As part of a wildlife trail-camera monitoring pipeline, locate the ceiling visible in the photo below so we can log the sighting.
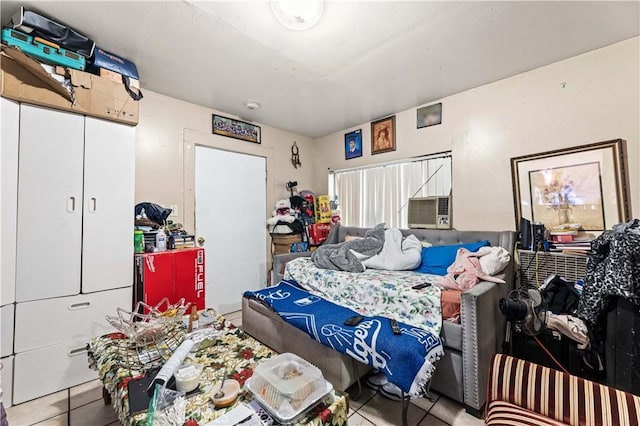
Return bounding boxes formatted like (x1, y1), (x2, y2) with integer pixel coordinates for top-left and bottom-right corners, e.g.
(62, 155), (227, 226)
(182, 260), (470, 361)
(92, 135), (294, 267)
(1, 1), (638, 138)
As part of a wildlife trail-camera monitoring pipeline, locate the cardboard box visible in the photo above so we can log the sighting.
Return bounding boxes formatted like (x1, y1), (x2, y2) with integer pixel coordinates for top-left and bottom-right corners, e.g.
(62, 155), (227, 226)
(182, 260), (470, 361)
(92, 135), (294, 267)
(99, 67), (140, 89)
(271, 233), (302, 255)
(1, 46), (138, 125)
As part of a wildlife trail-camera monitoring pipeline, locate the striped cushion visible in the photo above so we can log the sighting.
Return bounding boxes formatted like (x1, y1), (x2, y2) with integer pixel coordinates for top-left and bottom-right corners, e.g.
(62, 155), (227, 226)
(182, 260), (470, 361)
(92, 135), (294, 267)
(486, 400), (568, 426)
(486, 354), (640, 426)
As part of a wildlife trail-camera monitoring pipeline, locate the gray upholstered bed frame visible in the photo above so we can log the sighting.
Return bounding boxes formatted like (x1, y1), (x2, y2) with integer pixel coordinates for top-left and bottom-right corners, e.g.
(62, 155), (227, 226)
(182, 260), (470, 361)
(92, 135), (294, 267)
(242, 225), (516, 415)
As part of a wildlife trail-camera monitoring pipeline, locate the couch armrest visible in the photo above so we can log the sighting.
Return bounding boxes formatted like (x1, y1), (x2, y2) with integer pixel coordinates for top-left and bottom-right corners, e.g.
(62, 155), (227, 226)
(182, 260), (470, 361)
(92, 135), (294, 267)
(460, 280), (507, 411)
(272, 252), (312, 284)
(486, 354), (640, 425)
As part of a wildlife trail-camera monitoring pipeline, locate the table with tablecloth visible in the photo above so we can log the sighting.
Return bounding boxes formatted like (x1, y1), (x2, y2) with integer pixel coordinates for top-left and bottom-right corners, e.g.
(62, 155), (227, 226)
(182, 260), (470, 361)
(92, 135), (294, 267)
(88, 309), (348, 426)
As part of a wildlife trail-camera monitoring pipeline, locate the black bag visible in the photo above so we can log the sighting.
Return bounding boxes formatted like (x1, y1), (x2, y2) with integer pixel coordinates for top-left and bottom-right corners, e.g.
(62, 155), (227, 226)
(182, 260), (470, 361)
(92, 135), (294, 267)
(135, 202), (172, 226)
(11, 7), (95, 58)
(541, 275), (580, 314)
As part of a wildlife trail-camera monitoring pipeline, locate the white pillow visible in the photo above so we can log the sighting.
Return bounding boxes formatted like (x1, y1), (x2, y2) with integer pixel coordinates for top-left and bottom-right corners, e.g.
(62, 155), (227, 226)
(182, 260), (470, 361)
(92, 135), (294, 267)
(478, 246), (510, 276)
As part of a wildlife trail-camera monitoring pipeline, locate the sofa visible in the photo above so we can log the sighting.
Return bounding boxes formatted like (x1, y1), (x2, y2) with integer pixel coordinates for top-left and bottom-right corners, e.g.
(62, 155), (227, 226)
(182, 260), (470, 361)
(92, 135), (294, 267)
(486, 353), (640, 425)
(242, 225), (516, 415)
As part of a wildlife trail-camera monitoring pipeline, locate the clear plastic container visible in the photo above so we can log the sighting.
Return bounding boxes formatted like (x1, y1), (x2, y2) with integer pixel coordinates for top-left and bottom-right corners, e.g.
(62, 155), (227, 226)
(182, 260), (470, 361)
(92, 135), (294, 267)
(245, 353), (331, 423)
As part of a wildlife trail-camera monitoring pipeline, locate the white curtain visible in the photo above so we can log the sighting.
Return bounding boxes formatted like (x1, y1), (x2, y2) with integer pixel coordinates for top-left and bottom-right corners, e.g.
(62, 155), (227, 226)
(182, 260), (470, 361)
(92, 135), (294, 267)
(333, 155), (452, 228)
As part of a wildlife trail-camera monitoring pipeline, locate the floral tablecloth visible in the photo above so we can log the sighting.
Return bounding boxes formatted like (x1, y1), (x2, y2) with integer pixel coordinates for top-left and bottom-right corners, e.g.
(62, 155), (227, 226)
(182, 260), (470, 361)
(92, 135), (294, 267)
(88, 309), (348, 426)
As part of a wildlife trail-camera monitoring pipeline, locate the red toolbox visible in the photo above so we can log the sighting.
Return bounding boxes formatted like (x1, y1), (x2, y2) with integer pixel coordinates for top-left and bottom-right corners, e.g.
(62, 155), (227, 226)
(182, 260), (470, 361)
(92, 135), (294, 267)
(134, 248), (205, 312)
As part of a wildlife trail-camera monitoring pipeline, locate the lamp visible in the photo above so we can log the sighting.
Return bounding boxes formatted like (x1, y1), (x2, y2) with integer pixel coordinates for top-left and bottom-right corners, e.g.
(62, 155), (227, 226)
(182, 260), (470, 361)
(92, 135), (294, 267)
(271, 0), (324, 30)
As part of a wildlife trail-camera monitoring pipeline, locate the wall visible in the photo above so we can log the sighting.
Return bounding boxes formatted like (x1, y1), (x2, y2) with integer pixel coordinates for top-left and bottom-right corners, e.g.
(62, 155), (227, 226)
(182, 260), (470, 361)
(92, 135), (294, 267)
(135, 90), (316, 233)
(312, 37), (640, 231)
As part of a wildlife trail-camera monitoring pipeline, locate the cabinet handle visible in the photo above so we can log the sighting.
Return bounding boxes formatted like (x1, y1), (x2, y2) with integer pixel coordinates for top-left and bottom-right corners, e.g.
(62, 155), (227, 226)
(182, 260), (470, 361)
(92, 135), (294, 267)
(69, 301), (91, 310)
(89, 197), (97, 213)
(67, 196), (76, 213)
(68, 346), (88, 357)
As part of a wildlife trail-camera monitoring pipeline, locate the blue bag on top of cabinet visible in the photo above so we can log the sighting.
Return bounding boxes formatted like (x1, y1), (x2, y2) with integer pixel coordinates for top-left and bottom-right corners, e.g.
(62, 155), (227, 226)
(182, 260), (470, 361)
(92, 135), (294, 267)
(10, 7), (95, 58)
(90, 47), (139, 80)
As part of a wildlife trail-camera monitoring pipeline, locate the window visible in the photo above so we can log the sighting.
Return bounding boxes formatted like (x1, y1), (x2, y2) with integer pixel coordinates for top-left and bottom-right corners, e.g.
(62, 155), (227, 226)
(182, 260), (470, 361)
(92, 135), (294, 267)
(330, 153), (452, 228)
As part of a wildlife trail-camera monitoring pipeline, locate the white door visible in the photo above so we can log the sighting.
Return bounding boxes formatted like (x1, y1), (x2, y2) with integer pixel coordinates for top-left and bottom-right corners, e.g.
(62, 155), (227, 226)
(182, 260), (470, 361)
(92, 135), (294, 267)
(195, 147), (267, 314)
(16, 105), (84, 302)
(1, 98), (19, 305)
(82, 117), (135, 293)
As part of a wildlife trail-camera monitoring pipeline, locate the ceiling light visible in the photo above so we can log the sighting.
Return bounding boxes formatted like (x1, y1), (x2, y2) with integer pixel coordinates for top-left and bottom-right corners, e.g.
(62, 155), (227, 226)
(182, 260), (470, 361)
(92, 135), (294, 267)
(271, 0), (324, 31)
(245, 101), (261, 110)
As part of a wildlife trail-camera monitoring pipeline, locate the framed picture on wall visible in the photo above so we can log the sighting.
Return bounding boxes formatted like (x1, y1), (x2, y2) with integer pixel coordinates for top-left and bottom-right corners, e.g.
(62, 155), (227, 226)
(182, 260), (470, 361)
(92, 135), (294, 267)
(510, 139), (631, 231)
(417, 103), (442, 128)
(344, 129), (363, 160)
(212, 114), (261, 144)
(371, 116), (396, 155)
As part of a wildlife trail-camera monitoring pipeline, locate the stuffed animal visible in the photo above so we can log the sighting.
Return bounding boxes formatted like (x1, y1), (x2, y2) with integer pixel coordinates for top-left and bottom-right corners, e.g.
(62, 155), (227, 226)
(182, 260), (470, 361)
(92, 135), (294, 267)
(267, 199), (296, 226)
(331, 209), (341, 224)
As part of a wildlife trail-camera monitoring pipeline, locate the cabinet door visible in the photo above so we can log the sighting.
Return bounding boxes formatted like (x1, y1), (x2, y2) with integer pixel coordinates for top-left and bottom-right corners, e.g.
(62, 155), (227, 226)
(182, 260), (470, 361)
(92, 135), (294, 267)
(1, 98), (19, 305)
(1, 304), (14, 357)
(16, 105), (84, 302)
(14, 287), (131, 352)
(13, 340), (97, 404)
(1, 356), (13, 407)
(82, 117), (135, 293)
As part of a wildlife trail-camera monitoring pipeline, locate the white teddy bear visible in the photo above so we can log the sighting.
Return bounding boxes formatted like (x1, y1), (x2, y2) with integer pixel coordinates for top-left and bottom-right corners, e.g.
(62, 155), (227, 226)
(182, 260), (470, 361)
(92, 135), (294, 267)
(267, 199), (296, 233)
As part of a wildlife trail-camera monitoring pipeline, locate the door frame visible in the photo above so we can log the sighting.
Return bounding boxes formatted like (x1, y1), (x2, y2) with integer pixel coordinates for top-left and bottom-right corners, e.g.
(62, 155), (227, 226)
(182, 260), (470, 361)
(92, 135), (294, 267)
(183, 129), (273, 286)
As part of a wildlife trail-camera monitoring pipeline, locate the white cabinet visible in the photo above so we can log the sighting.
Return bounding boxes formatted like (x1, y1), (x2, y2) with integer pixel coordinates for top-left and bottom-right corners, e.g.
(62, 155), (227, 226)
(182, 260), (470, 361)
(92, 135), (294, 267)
(1, 304), (14, 357)
(3, 102), (136, 405)
(15, 105), (134, 301)
(82, 118), (135, 293)
(14, 287), (130, 353)
(1, 356), (13, 408)
(14, 339), (97, 404)
(16, 105), (85, 302)
(1, 98), (19, 305)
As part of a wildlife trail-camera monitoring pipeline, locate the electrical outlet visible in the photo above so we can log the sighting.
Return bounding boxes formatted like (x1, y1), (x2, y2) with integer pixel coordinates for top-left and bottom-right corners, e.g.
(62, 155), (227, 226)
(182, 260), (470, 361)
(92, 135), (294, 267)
(169, 205), (178, 217)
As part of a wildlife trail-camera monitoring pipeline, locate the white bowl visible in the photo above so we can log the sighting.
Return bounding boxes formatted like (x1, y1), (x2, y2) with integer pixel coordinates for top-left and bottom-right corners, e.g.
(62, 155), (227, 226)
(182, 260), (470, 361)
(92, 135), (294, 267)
(174, 362), (204, 393)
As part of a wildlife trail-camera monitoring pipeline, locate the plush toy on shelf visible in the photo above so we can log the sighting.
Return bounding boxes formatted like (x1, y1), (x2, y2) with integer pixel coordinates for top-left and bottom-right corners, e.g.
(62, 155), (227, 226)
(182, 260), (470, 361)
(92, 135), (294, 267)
(267, 199), (297, 234)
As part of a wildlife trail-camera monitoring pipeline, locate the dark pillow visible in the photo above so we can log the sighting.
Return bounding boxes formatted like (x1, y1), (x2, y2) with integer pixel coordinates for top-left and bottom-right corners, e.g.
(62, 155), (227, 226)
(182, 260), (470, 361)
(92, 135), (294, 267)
(415, 240), (490, 275)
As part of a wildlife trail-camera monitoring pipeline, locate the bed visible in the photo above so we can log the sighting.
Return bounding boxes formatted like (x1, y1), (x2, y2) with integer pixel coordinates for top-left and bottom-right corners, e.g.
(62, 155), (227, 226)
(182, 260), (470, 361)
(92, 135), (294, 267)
(285, 257), (443, 331)
(242, 225), (516, 415)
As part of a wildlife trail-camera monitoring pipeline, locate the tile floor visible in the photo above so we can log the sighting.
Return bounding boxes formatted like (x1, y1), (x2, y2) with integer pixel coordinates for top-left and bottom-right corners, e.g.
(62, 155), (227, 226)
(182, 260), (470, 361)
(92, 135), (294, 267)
(5, 311), (484, 426)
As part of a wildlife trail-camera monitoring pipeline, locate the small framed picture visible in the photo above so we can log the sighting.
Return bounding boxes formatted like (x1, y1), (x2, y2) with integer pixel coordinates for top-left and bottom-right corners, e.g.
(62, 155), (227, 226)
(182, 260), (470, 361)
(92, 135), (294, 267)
(371, 116), (396, 155)
(212, 114), (261, 144)
(417, 103), (442, 128)
(344, 129), (363, 160)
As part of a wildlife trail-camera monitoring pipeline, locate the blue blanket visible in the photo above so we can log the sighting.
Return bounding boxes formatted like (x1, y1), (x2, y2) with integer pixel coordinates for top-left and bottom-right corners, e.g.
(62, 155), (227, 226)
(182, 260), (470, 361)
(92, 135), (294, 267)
(244, 281), (444, 396)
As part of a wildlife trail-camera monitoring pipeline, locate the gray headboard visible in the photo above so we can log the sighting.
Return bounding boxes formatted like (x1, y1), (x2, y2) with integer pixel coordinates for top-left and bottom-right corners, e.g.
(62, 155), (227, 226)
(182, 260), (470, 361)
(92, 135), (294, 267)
(331, 225), (516, 253)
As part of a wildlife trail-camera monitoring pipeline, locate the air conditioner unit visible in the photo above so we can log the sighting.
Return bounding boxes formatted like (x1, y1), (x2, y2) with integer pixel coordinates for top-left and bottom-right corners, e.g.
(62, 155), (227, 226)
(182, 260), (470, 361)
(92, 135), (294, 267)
(407, 196), (452, 229)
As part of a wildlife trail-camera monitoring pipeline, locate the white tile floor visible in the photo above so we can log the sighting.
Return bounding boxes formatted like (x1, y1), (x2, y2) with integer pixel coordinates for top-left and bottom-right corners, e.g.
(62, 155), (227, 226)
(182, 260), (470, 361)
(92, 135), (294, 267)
(5, 311), (484, 426)
(345, 382), (484, 426)
(5, 380), (118, 426)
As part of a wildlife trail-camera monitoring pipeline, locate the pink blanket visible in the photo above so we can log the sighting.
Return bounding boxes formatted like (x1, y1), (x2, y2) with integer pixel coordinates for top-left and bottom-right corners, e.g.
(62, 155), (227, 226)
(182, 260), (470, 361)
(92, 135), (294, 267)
(438, 248), (506, 291)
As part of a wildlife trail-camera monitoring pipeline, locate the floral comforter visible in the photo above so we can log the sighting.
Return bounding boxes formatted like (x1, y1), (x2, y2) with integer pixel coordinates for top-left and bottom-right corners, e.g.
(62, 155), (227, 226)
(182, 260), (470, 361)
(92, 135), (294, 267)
(284, 257), (442, 335)
(87, 309), (347, 426)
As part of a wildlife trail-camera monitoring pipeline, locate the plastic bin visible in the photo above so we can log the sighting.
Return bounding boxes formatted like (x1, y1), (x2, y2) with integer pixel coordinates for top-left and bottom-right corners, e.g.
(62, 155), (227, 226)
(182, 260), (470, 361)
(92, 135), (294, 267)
(245, 353), (332, 423)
